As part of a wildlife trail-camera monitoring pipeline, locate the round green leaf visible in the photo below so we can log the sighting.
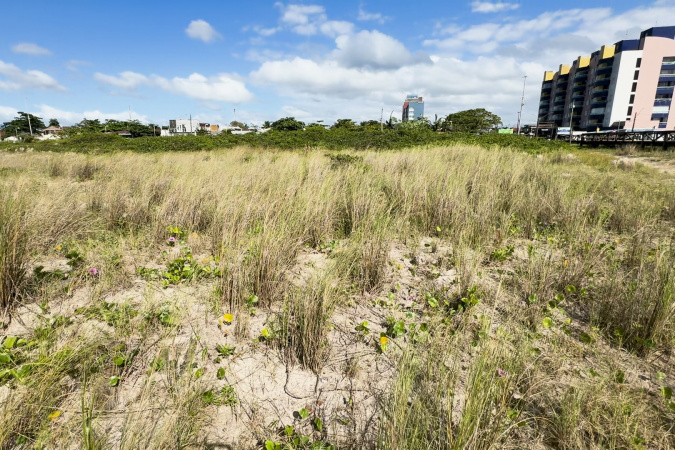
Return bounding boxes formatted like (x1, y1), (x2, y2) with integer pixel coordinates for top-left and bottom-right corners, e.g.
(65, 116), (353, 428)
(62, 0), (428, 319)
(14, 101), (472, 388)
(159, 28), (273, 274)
(109, 376), (120, 387)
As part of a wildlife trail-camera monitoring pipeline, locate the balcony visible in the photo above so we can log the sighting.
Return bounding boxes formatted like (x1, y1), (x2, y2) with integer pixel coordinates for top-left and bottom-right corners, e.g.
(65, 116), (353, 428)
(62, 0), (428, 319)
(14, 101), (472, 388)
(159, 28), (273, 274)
(553, 106), (564, 113)
(654, 99), (672, 107)
(574, 70), (588, 79)
(656, 87), (674, 95)
(659, 74), (675, 83)
(596, 66), (613, 76)
(572, 93), (585, 101)
(594, 78), (611, 87)
(554, 98), (566, 106)
(542, 82), (553, 90)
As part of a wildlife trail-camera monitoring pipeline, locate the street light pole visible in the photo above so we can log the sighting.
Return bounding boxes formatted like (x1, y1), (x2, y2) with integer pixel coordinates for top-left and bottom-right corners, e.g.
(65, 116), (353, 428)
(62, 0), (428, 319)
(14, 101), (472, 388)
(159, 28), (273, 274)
(517, 75), (527, 135)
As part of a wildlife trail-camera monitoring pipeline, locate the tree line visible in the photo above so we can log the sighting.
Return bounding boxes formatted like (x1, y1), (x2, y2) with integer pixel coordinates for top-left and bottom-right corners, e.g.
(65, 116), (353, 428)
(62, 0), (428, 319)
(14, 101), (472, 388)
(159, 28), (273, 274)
(1, 108), (503, 140)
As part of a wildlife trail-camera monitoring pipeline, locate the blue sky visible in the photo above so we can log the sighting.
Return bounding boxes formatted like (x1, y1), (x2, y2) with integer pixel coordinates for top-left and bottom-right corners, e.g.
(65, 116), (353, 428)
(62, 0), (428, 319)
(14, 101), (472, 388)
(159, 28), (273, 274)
(1, 0), (674, 128)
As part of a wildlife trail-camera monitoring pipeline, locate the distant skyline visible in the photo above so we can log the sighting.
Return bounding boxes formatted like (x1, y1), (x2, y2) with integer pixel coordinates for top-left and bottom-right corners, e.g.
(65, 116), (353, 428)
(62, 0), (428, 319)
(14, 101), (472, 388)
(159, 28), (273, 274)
(1, 0), (674, 127)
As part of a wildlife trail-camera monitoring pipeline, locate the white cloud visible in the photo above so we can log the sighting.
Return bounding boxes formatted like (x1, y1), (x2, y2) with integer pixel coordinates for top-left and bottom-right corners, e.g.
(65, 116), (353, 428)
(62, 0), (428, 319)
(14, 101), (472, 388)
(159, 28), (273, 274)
(185, 20), (222, 43)
(0, 60), (66, 92)
(332, 30), (430, 69)
(470, 2), (519, 13)
(270, 3), (353, 37)
(94, 71), (254, 103)
(357, 7), (388, 23)
(281, 105), (312, 120)
(320, 21), (355, 38)
(33, 104), (149, 125)
(252, 26), (280, 37)
(94, 71), (148, 90)
(249, 0), (675, 126)
(278, 3), (326, 25)
(65, 60), (90, 71)
(0, 105), (17, 122)
(11, 42), (52, 56)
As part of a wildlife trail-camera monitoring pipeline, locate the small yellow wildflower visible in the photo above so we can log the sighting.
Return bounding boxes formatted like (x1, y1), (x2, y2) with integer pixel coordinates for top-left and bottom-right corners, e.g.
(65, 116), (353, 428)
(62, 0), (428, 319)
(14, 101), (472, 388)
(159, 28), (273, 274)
(49, 410), (62, 421)
(222, 313), (233, 324)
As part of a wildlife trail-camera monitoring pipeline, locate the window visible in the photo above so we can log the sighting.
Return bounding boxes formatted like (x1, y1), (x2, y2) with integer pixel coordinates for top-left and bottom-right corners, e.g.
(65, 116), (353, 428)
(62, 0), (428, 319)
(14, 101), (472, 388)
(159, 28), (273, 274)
(629, 94), (635, 104)
(627, 106), (633, 116)
(663, 56), (675, 65)
(632, 82), (638, 92)
(634, 70), (640, 80)
(636, 58), (642, 68)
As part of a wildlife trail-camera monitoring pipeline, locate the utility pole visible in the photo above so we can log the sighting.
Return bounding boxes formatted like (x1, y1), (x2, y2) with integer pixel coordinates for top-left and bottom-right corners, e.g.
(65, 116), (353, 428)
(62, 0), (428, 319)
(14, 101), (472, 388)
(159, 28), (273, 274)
(26, 112), (33, 136)
(380, 108), (383, 132)
(24, 99), (33, 136)
(517, 75), (527, 135)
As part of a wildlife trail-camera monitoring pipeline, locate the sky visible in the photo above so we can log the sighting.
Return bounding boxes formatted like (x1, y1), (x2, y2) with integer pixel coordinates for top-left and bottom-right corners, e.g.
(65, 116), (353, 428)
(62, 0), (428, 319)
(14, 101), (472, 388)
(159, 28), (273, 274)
(2, 0), (675, 128)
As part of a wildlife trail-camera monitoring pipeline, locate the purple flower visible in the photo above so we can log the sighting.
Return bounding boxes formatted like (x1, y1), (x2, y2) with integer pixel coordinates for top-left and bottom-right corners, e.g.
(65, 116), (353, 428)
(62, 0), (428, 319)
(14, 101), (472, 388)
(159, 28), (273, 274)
(168, 237), (176, 245)
(497, 368), (506, 377)
(88, 268), (99, 276)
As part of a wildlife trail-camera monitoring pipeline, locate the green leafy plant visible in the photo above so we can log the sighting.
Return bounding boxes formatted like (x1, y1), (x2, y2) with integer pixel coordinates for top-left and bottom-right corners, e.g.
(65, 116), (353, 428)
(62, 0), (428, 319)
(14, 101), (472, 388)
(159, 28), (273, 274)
(215, 344), (235, 357)
(385, 317), (406, 338)
(490, 245), (514, 262)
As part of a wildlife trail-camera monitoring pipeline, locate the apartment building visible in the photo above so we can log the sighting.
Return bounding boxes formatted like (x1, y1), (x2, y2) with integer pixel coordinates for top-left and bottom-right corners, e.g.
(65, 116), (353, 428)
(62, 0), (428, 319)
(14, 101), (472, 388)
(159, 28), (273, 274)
(402, 95), (424, 122)
(538, 26), (675, 131)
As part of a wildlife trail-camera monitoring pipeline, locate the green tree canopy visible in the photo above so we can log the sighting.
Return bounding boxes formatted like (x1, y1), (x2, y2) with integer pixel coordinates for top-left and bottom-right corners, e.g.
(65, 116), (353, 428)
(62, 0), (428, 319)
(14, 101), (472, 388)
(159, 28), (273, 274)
(359, 120), (381, 130)
(230, 120), (248, 129)
(48, 118), (60, 127)
(271, 117), (305, 131)
(443, 109), (502, 133)
(72, 118), (157, 137)
(0, 112), (46, 136)
(331, 119), (356, 130)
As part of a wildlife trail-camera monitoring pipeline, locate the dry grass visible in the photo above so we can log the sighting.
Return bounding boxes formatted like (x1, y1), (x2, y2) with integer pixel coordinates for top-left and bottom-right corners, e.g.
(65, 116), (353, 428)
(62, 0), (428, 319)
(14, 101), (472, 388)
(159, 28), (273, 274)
(0, 145), (674, 449)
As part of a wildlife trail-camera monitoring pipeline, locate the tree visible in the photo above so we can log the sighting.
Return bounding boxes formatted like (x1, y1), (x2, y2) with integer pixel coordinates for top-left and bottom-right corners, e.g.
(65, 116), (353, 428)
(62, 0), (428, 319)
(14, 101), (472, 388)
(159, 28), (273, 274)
(0, 112), (46, 136)
(331, 119), (356, 130)
(443, 108), (502, 133)
(360, 120), (381, 130)
(48, 118), (60, 128)
(230, 120), (248, 129)
(271, 117), (305, 131)
(262, 121), (272, 129)
(305, 122), (327, 130)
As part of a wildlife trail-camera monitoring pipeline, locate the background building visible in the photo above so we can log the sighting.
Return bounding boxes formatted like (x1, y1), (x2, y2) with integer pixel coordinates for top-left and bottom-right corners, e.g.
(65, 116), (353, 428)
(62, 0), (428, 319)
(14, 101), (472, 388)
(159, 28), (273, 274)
(402, 95), (424, 122)
(538, 26), (675, 131)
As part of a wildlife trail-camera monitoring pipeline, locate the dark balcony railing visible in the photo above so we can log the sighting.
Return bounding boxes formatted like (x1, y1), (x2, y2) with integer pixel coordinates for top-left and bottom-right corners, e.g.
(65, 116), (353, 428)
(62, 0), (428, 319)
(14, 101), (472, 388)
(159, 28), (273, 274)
(596, 66), (613, 76)
(654, 100), (672, 107)
(542, 82), (553, 90)
(594, 78), (611, 86)
(656, 87), (674, 95)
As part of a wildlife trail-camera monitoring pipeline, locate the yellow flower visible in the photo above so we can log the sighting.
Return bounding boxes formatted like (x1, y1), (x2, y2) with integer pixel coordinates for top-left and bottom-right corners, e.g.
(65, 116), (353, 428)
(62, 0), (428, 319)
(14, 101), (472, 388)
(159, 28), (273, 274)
(55, 244), (62, 251)
(49, 410), (62, 421)
(564, 260), (569, 267)
(222, 313), (233, 324)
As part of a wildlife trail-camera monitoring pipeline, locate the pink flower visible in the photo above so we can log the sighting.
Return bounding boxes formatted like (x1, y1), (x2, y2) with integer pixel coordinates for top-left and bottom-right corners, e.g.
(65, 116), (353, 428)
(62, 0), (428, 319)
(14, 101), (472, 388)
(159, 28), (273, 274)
(168, 237), (176, 244)
(88, 268), (99, 276)
(497, 368), (506, 377)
